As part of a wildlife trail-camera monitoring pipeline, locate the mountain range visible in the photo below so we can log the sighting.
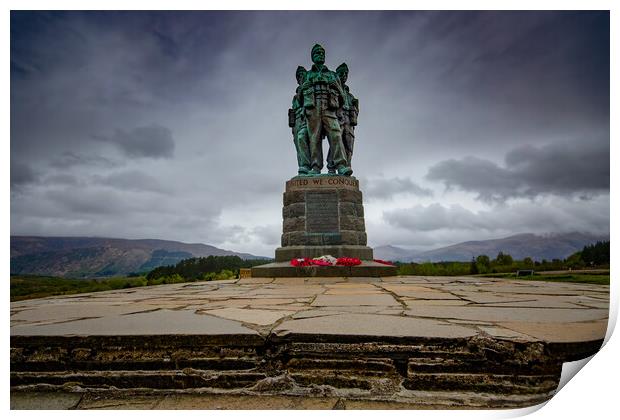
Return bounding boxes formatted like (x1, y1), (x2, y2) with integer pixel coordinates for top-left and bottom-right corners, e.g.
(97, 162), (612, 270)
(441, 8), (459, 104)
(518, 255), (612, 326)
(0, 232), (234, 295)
(10, 236), (266, 278)
(11, 232), (608, 278)
(373, 232), (609, 263)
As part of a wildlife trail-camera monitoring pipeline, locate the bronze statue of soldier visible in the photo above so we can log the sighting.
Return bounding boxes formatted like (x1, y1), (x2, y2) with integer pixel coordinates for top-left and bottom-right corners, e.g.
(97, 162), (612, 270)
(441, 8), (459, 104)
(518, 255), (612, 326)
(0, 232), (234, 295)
(299, 44), (352, 176)
(336, 63), (358, 167)
(288, 66), (311, 175)
(327, 62), (359, 173)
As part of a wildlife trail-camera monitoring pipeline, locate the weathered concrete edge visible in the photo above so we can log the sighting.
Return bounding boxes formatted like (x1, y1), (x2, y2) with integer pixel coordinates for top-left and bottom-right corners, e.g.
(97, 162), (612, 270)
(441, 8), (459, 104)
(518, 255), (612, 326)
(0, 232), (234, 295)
(10, 332), (605, 362)
(8, 388), (553, 410)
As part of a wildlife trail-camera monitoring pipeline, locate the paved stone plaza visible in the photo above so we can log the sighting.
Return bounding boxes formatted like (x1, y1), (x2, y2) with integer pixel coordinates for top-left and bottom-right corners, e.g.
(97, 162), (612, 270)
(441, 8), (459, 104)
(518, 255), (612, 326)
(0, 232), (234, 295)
(11, 276), (609, 409)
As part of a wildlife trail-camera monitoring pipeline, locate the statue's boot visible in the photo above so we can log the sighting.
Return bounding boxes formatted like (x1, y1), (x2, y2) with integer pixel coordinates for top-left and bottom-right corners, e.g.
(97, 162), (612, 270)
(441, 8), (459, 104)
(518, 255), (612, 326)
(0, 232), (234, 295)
(337, 166), (353, 176)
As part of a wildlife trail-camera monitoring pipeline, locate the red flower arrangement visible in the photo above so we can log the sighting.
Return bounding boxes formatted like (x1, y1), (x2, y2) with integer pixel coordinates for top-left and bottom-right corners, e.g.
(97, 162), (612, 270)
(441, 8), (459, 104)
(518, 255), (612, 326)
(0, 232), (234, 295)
(336, 257), (362, 266)
(290, 258), (313, 267)
(311, 258), (333, 266)
(290, 256), (363, 267)
(373, 259), (395, 266)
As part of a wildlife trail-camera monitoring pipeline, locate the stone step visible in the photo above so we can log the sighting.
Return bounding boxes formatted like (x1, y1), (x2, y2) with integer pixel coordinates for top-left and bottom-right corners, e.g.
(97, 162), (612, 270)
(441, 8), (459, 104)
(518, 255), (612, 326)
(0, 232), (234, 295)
(11, 357), (259, 372)
(286, 357), (397, 373)
(10, 275), (607, 408)
(11, 333), (565, 405)
(12, 370), (268, 390)
(403, 372), (559, 394)
(407, 357), (562, 375)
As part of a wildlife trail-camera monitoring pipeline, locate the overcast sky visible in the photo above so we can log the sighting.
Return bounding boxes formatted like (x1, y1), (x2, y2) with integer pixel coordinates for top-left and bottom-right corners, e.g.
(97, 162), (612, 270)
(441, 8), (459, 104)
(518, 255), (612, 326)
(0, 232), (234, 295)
(10, 11), (609, 256)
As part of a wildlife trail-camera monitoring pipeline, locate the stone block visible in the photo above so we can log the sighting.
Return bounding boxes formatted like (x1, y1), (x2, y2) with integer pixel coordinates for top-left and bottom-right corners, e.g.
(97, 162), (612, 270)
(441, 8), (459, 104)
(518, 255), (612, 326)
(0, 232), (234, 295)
(303, 234), (324, 246)
(338, 202), (359, 217)
(340, 215), (365, 231)
(337, 189), (362, 203)
(283, 217), (305, 233)
(282, 232), (304, 247)
(339, 230), (360, 245)
(283, 203), (306, 218)
(275, 246), (374, 261)
(355, 204), (364, 217)
(321, 233), (344, 245)
(283, 191), (305, 206)
(303, 233), (342, 246)
(350, 263), (397, 276)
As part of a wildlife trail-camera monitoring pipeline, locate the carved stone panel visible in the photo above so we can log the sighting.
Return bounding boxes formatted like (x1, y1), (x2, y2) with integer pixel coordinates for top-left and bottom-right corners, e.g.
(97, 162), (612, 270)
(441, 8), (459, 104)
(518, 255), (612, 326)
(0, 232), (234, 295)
(305, 191), (339, 233)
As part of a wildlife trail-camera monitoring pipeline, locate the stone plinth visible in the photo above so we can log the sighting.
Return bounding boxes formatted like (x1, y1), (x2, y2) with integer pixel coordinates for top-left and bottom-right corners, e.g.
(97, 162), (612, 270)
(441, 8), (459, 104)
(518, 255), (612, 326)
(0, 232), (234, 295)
(252, 175), (394, 277)
(277, 175), (371, 260)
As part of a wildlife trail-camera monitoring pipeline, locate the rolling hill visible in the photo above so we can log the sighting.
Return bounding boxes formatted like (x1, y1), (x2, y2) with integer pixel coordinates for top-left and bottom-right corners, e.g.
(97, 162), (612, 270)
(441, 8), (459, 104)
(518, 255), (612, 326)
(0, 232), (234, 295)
(374, 232), (609, 263)
(10, 236), (267, 278)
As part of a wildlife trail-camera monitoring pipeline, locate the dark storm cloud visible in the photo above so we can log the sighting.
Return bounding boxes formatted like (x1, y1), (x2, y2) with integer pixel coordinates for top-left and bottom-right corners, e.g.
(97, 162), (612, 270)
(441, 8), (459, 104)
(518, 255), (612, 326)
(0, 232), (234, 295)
(426, 140), (609, 202)
(95, 125), (175, 159)
(364, 177), (433, 200)
(92, 170), (169, 193)
(385, 204), (482, 232)
(251, 224), (281, 246)
(10, 162), (39, 188)
(382, 197), (610, 238)
(43, 187), (138, 216)
(42, 174), (80, 187)
(49, 152), (119, 169)
(10, 11), (609, 254)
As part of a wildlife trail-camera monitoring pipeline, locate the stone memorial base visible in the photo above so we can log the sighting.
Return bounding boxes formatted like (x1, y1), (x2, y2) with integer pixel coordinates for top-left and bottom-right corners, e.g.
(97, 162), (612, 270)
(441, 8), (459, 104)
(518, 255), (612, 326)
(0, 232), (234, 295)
(10, 276), (609, 409)
(251, 260), (396, 277)
(252, 175), (397, 277)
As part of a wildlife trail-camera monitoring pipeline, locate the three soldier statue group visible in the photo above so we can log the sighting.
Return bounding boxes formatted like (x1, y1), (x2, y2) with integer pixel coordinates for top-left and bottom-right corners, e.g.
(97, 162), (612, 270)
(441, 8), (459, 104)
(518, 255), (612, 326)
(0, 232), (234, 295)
(288, 44), (359, 177)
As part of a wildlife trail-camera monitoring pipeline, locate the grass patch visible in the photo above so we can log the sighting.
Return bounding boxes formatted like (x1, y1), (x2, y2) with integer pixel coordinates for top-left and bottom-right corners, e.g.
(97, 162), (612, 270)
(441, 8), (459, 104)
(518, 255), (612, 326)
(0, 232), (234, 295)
(10, 270), (238, 302)
(477, 272), (609, 285)
(10, 274), (148, 301)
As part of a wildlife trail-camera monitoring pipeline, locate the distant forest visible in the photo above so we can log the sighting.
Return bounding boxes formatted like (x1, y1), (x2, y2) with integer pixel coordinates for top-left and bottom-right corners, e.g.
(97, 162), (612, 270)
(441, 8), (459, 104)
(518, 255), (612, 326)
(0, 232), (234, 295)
(396, 241), (610, 276)
(143, 241), (610, 281)
(11, 242), (609, 301)
(145, 255), (272, 284)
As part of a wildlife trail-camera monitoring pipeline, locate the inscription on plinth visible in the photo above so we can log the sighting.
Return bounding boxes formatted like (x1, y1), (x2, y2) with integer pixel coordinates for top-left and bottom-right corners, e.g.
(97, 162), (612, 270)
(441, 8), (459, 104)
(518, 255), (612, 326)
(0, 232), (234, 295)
(287, 176), (359, 192)
(305, 191), (339, 233)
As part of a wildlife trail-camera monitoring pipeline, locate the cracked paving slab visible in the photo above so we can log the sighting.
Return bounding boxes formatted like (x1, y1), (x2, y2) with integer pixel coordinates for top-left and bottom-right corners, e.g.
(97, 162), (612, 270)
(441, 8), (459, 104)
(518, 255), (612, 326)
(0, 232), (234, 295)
(10, 276), (609, 345)
(311, 293), (399, 307)
(497, 320), (609, 343)
(404, 306), (608, 323)
(274, 313), (478, 338)
(199, 308), (296, 326)
(11, 309), (260, 336)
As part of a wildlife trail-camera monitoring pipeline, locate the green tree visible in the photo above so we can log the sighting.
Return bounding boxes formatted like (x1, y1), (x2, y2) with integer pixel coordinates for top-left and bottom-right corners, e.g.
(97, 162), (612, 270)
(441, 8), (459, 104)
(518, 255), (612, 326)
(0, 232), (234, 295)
(146, 255), (272, 281)
(215, 269), (235, 280)
(494, 252), (513, 266)
(475, 255), (490, 273)
(469, 258), (479, 275)
(566, 251), (584, 269)
(581, 241), (610, 266)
